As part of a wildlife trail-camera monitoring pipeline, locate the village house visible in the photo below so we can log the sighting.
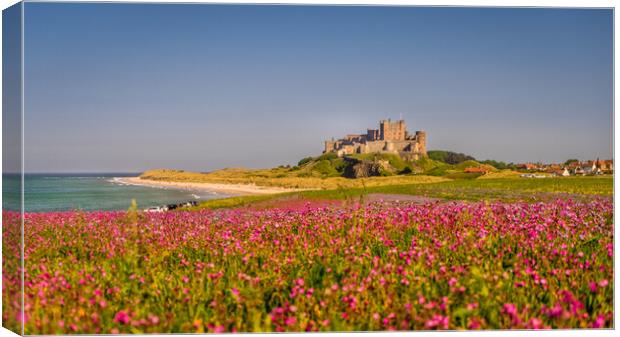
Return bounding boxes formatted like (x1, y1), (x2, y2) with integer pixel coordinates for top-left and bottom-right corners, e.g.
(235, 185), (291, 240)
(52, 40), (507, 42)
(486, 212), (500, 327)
(552, 168), (571, 177)
(520, 159), (612, 177)
(564, 159), (613, 176)
(596, 159), (614, 172)
(582, 161), (598, 175)
(544, 164), (562, 173)
(516, 163), (540, 171)
(572, 166), (585, 175)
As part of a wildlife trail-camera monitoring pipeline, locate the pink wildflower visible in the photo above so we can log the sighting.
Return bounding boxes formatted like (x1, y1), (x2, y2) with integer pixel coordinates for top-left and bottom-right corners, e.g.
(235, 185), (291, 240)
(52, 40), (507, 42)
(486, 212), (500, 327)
(113, 310), (130, 325)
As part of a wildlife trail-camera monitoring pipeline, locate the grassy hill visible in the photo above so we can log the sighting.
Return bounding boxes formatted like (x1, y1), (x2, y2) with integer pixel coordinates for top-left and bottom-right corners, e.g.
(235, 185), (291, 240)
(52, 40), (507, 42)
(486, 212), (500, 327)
(139, 167), (448, 190)
(295, 152), (498, 179)
(140, 152), (515, 190)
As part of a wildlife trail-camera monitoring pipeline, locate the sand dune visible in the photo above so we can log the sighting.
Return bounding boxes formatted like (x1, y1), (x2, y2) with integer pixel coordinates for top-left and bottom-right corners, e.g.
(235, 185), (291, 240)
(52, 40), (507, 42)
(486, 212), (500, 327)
(116, 177), (308, 196)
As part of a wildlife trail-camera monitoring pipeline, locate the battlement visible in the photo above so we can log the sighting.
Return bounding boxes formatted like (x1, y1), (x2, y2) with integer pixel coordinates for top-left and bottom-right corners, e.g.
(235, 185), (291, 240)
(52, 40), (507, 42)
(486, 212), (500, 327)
(380, 119), (406, 141)
(324, 119), (427, 160)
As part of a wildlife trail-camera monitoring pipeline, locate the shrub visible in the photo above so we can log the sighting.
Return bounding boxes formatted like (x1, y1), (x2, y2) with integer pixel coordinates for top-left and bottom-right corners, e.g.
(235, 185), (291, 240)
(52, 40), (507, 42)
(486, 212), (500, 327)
(428, 150), (476, 164)
(297, 157), (314, 167)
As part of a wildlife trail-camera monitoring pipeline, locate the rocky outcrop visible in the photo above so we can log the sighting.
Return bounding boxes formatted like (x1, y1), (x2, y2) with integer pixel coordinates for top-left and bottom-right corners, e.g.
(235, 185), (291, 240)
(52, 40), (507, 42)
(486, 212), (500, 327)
(343, 158), (395, 178)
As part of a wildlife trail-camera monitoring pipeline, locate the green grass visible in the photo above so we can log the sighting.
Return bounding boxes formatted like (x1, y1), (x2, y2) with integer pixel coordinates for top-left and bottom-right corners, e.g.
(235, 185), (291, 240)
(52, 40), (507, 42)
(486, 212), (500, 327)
(443, 172), (485, 180)
(190, 176), (613, 210)
(188, 195), (276, 210)
(361, 176), (612, 201)
(140, 168), (448, 190)
(413, 156), (448, 172)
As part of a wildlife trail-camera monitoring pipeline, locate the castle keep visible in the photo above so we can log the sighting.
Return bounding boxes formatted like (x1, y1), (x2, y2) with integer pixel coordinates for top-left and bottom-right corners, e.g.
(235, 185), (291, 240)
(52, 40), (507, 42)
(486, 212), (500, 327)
(324, 119), (427, 160)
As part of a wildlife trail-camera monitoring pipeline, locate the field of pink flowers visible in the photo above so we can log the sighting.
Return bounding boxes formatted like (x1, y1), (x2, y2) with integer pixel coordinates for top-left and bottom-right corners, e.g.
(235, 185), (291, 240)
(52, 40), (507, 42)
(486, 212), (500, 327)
(2, 198), (614, 333)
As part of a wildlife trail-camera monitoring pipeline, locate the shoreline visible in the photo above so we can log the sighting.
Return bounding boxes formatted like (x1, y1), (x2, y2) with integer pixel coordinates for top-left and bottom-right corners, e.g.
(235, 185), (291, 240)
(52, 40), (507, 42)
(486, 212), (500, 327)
(115, 177), (308, 196)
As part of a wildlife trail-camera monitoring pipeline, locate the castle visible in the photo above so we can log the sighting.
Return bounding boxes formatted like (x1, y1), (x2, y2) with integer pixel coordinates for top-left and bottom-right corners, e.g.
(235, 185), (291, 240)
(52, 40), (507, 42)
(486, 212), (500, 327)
(324, 119), (427, 160)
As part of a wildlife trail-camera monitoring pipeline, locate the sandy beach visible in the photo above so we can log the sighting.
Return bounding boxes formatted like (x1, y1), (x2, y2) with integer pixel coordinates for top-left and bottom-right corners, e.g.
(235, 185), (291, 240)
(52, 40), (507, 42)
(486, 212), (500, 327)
(116, 177), (307, 196)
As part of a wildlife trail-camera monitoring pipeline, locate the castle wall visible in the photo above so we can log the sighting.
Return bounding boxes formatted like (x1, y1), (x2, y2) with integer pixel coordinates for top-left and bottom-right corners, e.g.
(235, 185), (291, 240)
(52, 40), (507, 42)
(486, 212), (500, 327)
(364, 141), (388, 153)
(337, 144), (359, 156)
(367, 129), (379, 141)
(345, 134), (366, 143)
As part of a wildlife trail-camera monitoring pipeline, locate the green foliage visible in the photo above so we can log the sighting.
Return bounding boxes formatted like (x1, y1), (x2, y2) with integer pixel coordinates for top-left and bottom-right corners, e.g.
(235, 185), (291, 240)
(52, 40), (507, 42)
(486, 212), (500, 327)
(400, 167), (413, 174)
(428, 150), (512, 170)
(480, 160), (509, 170)
(564, 159), (580, 166)
(316, 153), (338, 161)
(125, 199), (140, 224)
(330, 158), (348, 174)
(427, 150), (476, 164)
(297, 157), (314, 167)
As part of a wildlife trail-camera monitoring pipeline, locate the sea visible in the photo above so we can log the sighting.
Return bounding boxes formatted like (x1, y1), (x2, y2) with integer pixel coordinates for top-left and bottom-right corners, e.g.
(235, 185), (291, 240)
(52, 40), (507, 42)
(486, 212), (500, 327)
(2, 173), (230, 212)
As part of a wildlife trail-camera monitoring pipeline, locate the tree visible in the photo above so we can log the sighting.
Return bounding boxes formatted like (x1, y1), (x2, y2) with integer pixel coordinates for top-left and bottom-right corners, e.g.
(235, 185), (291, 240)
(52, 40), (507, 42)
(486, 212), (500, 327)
(564, 159), (579, 166)
(297, 157), (314, 167)
(480, 159), (508, 170)
(427, 150), (475, 165)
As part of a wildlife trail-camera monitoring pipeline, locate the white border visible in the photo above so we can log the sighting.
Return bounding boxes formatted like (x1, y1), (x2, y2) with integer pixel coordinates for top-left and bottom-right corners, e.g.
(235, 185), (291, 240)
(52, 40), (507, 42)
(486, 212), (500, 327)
(0, 1), (616, 337)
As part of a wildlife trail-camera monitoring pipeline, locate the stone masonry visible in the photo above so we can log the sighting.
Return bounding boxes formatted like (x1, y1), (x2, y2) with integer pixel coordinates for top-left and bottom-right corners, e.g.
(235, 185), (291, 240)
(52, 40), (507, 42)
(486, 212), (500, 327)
(324, 119), (427, 160)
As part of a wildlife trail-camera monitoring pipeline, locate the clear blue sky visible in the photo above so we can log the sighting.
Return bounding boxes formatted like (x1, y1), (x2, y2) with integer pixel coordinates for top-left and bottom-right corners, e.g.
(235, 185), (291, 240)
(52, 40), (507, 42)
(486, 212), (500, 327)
(22, 3), (613, 173)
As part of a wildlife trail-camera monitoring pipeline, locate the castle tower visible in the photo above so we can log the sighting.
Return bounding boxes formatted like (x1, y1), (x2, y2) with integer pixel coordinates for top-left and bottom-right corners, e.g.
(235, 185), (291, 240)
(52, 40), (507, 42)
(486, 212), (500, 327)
(324, 138), (336, 153)
(379, 119), (406, 141)
(415, 131), (427, 155)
